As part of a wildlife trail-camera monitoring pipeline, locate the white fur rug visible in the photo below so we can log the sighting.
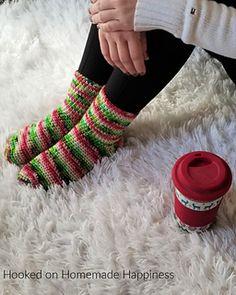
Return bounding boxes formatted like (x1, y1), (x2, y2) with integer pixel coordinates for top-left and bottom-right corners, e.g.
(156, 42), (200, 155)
(0, 1), (236, 294)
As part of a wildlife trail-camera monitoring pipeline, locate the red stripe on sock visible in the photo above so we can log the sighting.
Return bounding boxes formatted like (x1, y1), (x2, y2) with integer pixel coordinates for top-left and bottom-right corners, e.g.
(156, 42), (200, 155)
(72, 127), (100, 162)
(19, 164), (40, 187)
(92, 97), (124, 131)
(71, 83), (94, 103)
(51, 109), (68, 135)
(67, 92), (88, 112)
(40, 151), (63, 186)
(38, 120), (52, 150)
(20, 126), (34, 163)
(84, 111), (118, 144)
(57, 140), (85, 179)
(63, 98), (83, 125)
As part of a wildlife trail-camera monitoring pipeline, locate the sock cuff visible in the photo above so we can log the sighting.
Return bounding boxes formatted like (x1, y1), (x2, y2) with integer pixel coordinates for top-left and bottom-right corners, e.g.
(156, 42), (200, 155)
(74, 71), (102, 92)
(99, 86), (137, 124)
(67, 71), (103, 112)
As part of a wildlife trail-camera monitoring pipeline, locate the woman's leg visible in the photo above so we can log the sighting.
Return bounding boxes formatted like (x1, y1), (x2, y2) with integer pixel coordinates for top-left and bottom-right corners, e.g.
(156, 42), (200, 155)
(78, 24), (113, 85)
(18, 27), (197, 189)
(104, 29), (195, 114)
(5, 24), (113, 166)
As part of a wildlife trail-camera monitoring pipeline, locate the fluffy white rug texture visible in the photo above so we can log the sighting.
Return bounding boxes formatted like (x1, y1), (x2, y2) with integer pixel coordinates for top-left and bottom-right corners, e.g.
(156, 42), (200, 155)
(0, 0), (236, 294)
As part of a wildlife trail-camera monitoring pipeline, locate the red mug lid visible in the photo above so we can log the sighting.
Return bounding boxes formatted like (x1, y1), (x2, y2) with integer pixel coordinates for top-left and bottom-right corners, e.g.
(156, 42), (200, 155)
(172, 151), (232, 202)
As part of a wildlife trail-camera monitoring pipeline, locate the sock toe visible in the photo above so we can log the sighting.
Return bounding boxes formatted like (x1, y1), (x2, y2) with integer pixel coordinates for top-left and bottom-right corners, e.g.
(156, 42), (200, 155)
(4, 138), (12, 163)
(17, 164), (40, 188)
(4, 133), (19, 164)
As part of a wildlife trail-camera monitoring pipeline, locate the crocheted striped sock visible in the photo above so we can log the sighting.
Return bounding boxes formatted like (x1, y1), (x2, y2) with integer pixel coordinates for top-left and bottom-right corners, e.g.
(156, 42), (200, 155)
(18, 86), (137, 190)
(4, 71), (102, 166)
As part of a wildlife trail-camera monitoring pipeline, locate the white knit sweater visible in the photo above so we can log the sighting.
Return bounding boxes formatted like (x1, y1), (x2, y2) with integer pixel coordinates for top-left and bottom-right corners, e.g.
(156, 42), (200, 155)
(134, 0), (236, 59)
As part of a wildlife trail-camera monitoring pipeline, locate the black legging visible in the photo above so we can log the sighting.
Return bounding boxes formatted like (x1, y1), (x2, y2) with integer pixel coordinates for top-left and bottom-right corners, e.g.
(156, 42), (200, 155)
(78, 22), (236, 115)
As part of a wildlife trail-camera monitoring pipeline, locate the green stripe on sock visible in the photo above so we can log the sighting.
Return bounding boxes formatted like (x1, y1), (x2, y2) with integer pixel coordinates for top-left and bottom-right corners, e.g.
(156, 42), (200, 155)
(29, 123), (42, 154)
(9, 133), (18, 162)
(30, 158), (51, 189)
(87, 106), (122, 136)
(65, 97), (84, 116)
(49, 146), (73, 183)
(78, 117), (111, 157)
(98, 96), (131, 126)
(72, 77), (97, 96)
(45, 115), (60, 143)
(56, 106), (74, 131)
(68, 87), (92, 107)
(63, 133), (93, 171)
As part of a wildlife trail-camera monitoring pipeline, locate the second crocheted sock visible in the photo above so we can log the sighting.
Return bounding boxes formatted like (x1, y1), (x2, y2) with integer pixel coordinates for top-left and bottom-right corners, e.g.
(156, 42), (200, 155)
(18, 86), (137, 190)
(4, 71), (102, 166)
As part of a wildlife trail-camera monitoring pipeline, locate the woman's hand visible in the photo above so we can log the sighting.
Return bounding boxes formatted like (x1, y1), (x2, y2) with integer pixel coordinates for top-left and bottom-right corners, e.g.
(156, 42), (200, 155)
(89, 0), (137, 32)
(98, 29), (148, 76)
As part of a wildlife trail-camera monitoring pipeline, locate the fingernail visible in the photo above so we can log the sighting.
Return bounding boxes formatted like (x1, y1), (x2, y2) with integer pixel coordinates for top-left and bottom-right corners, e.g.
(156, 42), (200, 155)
(133, 73), (138, 77)
(145, 56), (150, 61)
(140, 72), (145, 76)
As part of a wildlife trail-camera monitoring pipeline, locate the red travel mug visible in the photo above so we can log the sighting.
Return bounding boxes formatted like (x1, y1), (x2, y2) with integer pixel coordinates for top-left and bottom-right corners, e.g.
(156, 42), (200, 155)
(172, 151), (232, 232)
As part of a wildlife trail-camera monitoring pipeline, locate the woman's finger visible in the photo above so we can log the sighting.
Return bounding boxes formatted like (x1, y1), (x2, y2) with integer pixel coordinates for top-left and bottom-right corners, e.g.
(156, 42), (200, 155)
(98, 30), (115, 67)
(116, 40), (137, 75)
(97, 20), (124, 32)
(89, 0), (115, 14)
(90, 10), (117, 25)
(108, 40), (129, 74)
(127, 36), (146, 74)
(141, 32), (149, 61)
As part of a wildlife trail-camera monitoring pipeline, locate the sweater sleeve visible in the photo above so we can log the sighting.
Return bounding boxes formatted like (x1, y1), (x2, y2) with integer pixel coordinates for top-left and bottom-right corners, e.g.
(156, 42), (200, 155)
(134, 0), (236, 59)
